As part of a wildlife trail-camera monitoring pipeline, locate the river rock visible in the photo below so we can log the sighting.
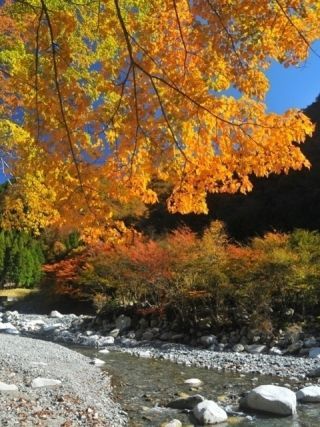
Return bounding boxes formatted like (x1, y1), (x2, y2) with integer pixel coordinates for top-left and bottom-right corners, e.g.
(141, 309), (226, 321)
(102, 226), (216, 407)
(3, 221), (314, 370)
(31, 377), (62, 388)
(199, 335), (217, 347)
(167, 394), (204, 410)
(161, 420), (182, 427)
(193, 400), (228, 425)
(0, 322), (19, 334)
(240, 385), (296, 416)
(41, 323), (63, 333)
(0, 382), (18, 392)
(91, 358), (105, 366)
(308, 366), (320, 377)
(269, 347), (283, 355)
(184, 378), (203, 387)
(233, 344), (245, 353)
(308, 347), (320, 358)
(296, 385), (320, 402)
(99, 336), (115, 346)
(245, 344), (267, 354)
(50, 310), (64, 318)
(98, 348), (110, 354)
(115, 314), (131, 332)
(109, 328), (120, 337)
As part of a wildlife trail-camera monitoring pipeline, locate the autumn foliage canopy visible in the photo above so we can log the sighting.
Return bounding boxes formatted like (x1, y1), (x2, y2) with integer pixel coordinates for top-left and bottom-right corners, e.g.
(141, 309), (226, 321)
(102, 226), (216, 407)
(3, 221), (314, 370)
(0, 0), (320, 237)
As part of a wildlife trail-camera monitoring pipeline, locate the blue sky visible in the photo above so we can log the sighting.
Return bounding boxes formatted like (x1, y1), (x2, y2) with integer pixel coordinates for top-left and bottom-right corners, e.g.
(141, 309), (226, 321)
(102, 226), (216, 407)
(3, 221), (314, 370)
(266, 40), (320, 113)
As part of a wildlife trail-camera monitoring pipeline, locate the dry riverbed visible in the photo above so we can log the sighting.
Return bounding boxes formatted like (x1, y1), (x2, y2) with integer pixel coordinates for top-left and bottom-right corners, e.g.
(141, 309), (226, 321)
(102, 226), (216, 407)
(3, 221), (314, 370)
(0, 335), (127, 426)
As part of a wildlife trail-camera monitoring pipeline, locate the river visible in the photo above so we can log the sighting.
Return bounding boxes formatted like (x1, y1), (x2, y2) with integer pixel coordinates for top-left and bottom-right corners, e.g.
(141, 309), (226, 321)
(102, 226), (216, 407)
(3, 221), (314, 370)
(77, 347), (320, 426)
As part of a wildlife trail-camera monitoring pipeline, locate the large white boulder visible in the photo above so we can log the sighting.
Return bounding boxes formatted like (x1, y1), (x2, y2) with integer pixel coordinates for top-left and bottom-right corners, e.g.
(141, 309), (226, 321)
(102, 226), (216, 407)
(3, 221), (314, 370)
(240, 385), (296, 416)
(193, 400), (228, 425)
(296, 386), (320, 403)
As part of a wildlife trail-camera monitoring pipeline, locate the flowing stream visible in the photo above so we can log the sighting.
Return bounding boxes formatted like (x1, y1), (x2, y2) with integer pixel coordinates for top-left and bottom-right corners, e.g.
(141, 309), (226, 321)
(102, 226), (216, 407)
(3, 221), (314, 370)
(77, 347), (320, 426)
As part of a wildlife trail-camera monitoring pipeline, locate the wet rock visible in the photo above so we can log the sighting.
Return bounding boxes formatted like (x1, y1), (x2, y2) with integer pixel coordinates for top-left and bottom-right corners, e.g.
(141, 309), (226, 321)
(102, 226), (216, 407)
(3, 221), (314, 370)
(184, 378), (203, 387)
(296, 385), (320, 402)
(167, 394), (204, 410)
(161, 420), (182, 427)
(0, 382), (18, 392)
(193, 400), (228, 425)
(240, 385), (296, 416)
(31, 377), (62, 388)
(98, 348), (110, 354)
(91, 358), (105, 366)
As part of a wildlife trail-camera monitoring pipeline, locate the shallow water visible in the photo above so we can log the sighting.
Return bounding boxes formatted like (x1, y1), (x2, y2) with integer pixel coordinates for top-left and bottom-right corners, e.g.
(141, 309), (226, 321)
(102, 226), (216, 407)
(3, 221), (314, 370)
(78, 348), (320, 426)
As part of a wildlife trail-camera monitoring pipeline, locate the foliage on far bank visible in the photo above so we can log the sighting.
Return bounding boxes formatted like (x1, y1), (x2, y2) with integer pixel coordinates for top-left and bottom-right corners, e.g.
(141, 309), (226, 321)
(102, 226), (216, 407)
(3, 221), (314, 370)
(43, 222), (320, 331)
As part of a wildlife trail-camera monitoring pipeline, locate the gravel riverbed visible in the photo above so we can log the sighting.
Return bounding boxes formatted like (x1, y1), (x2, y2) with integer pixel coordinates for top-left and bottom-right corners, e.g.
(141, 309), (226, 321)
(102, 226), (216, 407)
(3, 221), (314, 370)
(0, 335), (127, 426)
(112, 341), (320, 380)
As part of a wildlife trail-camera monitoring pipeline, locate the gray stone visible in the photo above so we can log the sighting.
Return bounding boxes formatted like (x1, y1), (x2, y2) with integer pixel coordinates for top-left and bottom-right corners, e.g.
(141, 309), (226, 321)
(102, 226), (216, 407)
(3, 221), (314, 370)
(193, 400), (228, 425)
(0, 382), (18, 392)
(167, 394), (204, 410)
(142, 330), (154, 341)
(99, 336), (115, 346)
(31, 377), (62, 388)
(245, 344), (267, 354)
(79, 335), (100, 347)
(269, 347), (283, 355)
(199, 335), (217, 347)
(50, 310), (64, 318)
(296, 386), (320, 402)
(109, 328), (120, 337)
(233, 344), (245, 353)
(41, 323), (63, 333)
(240, 385), (296, 416)
(308, 366), (320, 377)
